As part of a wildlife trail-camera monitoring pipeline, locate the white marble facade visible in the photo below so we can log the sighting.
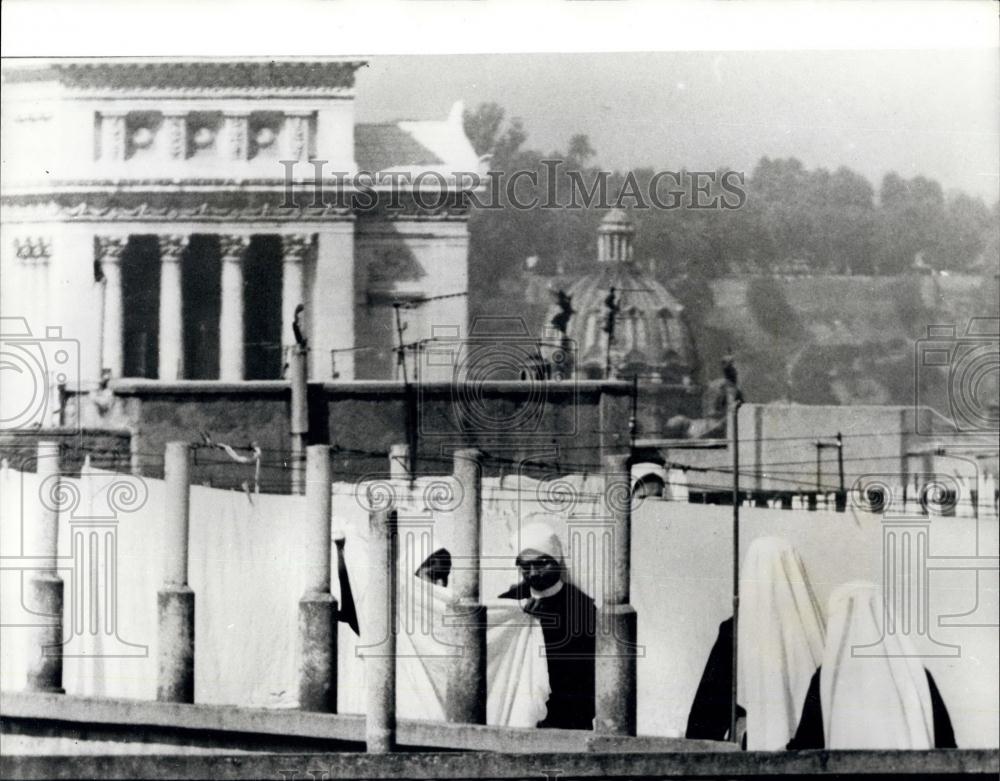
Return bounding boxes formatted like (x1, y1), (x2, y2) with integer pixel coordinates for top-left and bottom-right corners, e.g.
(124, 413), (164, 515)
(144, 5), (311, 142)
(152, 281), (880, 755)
(1, 59), (482, 423)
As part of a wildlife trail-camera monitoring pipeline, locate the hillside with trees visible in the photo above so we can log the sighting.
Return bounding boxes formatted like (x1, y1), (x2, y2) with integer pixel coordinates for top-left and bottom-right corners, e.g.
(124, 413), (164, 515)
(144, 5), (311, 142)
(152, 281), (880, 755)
(462, 102), (999, 404)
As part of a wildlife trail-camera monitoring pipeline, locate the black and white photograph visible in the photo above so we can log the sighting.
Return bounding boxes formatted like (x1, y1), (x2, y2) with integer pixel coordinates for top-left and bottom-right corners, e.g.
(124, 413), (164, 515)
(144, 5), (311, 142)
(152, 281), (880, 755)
(0, 1), (997, 779)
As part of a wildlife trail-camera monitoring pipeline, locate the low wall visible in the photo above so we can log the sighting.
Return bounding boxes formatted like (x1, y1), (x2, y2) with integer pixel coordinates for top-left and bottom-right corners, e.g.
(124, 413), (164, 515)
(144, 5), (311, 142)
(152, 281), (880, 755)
(653, 403), (998, 502)
(0, 694), (995, 779)
(0, 428), (132, 476)
(96, 380), (664, 490)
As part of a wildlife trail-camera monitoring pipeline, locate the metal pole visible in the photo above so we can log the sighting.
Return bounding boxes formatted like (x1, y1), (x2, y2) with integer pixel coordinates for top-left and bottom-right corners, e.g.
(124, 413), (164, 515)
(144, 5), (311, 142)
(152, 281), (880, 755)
(836, 432), (847, 511)
(727, 385), (741, 744)
(290, 345), (308, 495)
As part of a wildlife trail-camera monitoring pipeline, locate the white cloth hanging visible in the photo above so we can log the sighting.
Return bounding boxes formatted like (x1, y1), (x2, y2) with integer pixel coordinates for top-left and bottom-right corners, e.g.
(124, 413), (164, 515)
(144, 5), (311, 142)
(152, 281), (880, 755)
(737, 537), (825, 750)
(819, 581), (935, 749)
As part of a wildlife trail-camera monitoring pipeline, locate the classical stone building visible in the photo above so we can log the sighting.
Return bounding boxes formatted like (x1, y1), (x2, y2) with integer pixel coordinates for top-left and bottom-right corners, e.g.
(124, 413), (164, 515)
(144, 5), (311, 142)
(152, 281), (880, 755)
(1, 59), (482, 427)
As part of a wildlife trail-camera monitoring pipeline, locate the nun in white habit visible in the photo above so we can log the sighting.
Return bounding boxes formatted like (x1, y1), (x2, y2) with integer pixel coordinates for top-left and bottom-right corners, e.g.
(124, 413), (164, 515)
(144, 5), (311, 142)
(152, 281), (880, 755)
(687, 536), (826, 749)
(498, 520), (597, 730)
(787, 581), (956, 749)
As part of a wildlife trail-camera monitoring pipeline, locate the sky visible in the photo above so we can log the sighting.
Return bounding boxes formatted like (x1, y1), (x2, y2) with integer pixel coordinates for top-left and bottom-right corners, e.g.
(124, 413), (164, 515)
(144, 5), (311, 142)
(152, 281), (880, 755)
(354, 50), (999, 203)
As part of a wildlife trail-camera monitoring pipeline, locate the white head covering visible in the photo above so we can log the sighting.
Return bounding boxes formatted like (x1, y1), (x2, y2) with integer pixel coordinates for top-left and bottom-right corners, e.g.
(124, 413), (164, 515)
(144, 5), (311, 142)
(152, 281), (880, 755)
(737, 537), (826, 750)
(820, 581), (935, 749)
(512, 521), (564, 564)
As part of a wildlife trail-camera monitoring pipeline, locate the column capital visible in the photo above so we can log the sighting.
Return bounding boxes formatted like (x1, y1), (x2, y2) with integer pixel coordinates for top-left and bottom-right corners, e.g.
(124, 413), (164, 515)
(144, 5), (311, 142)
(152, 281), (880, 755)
(14, 237), (52, 262)
(218, 234), (251, 261)
(281, 233), (313, 263)
(158, 234), (189, 262)
(96, 236), (129, 263)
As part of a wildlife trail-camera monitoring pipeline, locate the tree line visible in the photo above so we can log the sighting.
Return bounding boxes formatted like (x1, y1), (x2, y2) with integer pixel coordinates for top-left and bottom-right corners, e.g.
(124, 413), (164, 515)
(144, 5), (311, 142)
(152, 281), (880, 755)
(463, 102), (999, 318)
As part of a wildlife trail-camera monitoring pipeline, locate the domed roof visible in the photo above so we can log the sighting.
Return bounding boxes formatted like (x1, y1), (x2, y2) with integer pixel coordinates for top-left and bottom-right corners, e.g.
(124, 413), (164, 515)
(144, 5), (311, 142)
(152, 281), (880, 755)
(551, 265), (694, 382)
(544, 210), (694, 382)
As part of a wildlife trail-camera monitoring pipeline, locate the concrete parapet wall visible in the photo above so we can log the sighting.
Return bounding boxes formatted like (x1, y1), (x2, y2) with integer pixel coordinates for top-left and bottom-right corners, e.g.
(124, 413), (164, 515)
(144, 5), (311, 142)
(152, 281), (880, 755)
(4, 746), (997, 780)
(1, 691), (729, 756)
(100, 379), (683, 490)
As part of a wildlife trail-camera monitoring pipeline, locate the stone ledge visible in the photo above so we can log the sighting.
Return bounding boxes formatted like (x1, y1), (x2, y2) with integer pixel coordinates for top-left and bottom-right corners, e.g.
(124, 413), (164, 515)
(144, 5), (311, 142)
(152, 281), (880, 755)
(0, 691), (726, 755)
(3, 748), (997, 780)
(105, 379), (642, 398)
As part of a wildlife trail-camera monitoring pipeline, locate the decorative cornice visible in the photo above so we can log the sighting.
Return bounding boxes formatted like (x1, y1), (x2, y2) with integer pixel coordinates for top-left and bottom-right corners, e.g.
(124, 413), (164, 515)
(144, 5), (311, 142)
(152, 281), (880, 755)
(4, 61), (365, 96)
(1, 198), (469, 224)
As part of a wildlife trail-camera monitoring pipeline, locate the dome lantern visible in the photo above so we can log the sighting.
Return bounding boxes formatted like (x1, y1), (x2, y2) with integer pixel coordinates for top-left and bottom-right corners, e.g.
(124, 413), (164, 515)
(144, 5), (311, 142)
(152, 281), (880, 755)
(597, 208), (635, 264)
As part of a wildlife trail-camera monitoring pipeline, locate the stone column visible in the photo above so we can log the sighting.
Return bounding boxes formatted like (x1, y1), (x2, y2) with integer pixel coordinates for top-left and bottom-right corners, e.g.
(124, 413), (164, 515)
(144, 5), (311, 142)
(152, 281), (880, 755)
(158, 442), (195, 703)
(281, 234), (310, 356)
(445, 449), (487, 724)
(158, 235), (188, 381)
(99, 111), (127, 162)
(595, 453), (637, 736)
(218, 235), (250, 382)
(299, 445), (338, 712)
(26, 441), (64, 694)
(96, 236), (128, 378)
(223, 112), (249, 161)
(366, 507), (397, 753)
